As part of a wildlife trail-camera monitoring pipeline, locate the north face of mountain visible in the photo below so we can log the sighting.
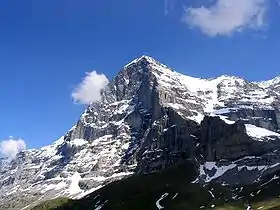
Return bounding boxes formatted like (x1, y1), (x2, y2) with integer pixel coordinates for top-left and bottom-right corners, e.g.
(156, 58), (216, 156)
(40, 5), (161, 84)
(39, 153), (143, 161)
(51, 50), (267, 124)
(2, 56), (280, 209)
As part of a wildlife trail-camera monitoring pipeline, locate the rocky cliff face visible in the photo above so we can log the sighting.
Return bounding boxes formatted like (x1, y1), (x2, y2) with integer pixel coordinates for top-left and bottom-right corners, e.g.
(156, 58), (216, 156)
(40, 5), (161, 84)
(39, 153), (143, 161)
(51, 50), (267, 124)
(1, 56), (280, 209)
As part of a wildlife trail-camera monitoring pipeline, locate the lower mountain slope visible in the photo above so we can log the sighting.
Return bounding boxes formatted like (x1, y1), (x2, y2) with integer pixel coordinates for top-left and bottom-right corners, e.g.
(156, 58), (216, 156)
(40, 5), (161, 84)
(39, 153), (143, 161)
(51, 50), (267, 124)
(33, 162), (280, 210)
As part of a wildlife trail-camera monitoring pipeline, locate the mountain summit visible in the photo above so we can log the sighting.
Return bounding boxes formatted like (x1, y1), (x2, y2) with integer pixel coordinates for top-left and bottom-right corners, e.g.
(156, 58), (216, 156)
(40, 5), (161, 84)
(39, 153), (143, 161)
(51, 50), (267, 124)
(2, 56), (280, 209)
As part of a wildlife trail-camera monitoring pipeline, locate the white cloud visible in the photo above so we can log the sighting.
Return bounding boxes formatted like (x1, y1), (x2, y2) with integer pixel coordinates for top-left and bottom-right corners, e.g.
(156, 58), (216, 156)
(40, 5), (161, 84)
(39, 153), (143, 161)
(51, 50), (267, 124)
(183, 0), (268, 36)
(72, 71), (109, 105)
(0, 138), (26, 159)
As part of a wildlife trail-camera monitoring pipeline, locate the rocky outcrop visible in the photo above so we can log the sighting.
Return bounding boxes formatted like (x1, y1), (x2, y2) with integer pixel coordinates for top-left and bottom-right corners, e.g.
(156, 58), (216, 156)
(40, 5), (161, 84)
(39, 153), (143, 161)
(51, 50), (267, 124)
(221, 108), (280, 132)
(136, 108), (199, 174)
(136, 112), (280, 174)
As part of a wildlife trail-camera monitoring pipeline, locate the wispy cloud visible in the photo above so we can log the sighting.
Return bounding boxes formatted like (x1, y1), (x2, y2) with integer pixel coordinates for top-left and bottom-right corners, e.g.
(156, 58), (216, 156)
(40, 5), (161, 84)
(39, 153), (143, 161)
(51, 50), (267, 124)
(164, 0), (178, 16)
(183, 0), (268, 36)
(72, 71), (109, 105)
(0, 138), (26, 159)
(165, 0), (169, 15)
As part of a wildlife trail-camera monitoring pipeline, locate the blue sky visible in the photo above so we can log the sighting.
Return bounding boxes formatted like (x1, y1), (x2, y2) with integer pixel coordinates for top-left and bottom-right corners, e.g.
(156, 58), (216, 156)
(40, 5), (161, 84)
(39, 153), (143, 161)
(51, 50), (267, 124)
(1, 0), (280, 154)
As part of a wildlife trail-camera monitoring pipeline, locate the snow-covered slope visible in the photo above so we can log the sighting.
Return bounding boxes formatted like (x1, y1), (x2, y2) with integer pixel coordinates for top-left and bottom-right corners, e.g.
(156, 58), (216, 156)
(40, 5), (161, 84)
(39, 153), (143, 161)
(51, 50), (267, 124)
(1, 55), (280, 209)
(257, 76), (280, 89)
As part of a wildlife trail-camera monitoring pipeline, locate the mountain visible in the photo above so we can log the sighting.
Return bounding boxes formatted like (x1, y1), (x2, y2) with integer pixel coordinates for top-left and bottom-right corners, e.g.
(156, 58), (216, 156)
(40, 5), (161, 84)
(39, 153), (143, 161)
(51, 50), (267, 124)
(2, 56), (280, 210)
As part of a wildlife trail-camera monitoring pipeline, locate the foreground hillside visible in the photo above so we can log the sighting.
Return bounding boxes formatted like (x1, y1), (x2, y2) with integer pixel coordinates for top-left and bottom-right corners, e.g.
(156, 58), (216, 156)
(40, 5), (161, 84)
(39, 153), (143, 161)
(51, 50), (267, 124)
(33, 162), (280, 210)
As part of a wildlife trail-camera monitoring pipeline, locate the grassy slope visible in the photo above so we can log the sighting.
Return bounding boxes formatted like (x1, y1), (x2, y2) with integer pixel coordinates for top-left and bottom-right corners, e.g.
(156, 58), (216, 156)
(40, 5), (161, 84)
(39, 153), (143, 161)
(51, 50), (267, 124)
(32, 161), (280, 210)
(31, 198), (70, 210)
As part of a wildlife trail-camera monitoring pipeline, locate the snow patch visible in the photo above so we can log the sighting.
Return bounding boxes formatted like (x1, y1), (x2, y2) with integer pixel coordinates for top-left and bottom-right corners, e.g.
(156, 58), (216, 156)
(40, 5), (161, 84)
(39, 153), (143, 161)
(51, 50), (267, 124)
(213, 108), (238, 115)
(210, 113), (235, 124)
(70, 139), (88, 146)
(121, 142), (130, 150)
(94, 200), (108, 210)
(208, 190), (215, 198)
(156, 193), (169, 210)
(187, 112), (205, 123)
(166, 103), (185, 110)
(172, 193), (178, 200)
(198, 162), (237, 182)
(68, 172), (83, 196)
(195, 159), (280, 183)
(55, 181), (67, 190)
(245, 124), (280, 139)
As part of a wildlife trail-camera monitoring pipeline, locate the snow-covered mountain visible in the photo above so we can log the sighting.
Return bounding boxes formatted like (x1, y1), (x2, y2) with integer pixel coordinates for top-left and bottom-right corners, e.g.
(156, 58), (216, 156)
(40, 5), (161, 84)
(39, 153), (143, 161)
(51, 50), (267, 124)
(2, 56), (280, 209)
